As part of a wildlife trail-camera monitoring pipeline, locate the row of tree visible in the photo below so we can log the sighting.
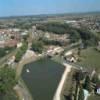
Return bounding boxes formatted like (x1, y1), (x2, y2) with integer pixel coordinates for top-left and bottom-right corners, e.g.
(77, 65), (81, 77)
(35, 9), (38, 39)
(37, 22), (99, 46)
(0, 47), (14, 58)
(0, 66), (17, 100)
(15, 42), (28, 62)
(41, 38), (67, 46)
(31, 40), (43, 53)
(74, 71), (92, 100)
(37, 22), (71, 34)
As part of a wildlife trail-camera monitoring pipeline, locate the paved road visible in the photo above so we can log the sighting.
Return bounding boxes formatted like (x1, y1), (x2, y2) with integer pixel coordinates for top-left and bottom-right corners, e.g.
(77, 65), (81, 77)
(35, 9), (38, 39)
(0, 49), (17, 66)
(14, 80), (33, 100)
(53, 62), (72, 100)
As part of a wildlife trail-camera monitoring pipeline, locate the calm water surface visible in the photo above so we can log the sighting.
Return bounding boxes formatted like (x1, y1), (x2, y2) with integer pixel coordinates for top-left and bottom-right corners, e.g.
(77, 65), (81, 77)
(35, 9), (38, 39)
(21, 58), (65, 100)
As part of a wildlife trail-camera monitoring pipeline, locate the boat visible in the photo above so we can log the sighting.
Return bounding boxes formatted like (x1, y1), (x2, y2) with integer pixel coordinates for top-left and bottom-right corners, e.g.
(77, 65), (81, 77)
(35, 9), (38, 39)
(26, 69), (30, 73)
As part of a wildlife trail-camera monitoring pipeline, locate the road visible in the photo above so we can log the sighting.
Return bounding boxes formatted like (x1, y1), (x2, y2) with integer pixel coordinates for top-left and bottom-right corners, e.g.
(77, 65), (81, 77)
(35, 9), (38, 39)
(53, 62), (72, 100)
(0, 49), (18, 66)
(14, 80), (33, 100)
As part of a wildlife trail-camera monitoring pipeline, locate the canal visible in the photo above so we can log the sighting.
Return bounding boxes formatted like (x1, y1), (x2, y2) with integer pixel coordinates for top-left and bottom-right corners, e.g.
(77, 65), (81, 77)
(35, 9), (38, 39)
(21, 58), (65, 100)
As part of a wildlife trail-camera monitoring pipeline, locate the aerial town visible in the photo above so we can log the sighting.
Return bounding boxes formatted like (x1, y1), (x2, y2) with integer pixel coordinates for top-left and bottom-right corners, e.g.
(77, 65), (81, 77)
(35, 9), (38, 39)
(0, 12), (100, 100)
(0, 1), (100, 100)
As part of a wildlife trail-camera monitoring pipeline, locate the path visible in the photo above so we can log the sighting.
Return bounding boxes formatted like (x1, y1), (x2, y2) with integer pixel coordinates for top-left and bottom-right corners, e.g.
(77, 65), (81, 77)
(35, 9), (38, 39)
(14, 80), (33, 100)
(0, 49), (17, 66)
(53, 63), (72, 100)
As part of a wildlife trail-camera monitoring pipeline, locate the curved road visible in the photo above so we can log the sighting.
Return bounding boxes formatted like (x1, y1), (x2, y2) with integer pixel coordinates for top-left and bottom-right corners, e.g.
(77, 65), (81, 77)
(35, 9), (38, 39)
(53, 63), (72, 100)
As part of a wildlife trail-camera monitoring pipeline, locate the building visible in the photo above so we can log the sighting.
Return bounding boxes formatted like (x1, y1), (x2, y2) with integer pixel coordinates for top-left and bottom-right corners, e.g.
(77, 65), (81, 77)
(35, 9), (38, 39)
(96, 84), (100, 95)
(0, 29), (20, 48)
(47, 46), (64, 57)
(83, 89), (90, 100)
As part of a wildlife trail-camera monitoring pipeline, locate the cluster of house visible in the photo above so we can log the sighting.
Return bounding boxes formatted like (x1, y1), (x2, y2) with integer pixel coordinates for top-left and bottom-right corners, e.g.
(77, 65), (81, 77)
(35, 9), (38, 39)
(65, 19), (84, 28)
(0, 29), (20, 48)
(0, 28), (28, 48)
(31, 25), (70, 46)
(64, 49), (79, 63)
(65, 16), (100, 33)
(46, 46), (64, 57)
(44, 32), (70, 43)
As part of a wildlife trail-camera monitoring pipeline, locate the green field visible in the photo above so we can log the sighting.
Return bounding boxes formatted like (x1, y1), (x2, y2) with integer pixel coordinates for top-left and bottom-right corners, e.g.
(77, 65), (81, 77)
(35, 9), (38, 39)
(88, 95), (100, 100)
(76, 47), (100, 72)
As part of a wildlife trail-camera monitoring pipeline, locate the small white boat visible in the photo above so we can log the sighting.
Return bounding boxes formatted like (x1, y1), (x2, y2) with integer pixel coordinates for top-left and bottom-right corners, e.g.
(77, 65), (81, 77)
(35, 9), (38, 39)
(26, 69), (30, 73)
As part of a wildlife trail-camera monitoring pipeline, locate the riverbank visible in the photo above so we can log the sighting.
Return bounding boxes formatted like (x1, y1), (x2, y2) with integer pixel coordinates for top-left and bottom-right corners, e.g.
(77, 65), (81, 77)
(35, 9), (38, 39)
(21, 58), (65, 100)
(15, 51), (39, 100)
(14, 78), (33, 100)
(15, 50), (74, 100)
(16, 53), (38, 79)
(53, 63), (72, 100)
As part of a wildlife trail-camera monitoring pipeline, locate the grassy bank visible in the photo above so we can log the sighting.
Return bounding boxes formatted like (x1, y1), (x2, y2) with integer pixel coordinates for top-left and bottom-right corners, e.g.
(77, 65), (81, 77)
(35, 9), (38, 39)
(60, 68), (76, 100)
(76, 47), (100, 72)
(88, 95), (100, 100)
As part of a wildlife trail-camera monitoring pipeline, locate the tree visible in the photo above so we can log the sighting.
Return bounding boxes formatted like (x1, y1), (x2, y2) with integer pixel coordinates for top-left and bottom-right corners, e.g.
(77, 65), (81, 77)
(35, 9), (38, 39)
(69, 30), (80, 43)
(77, 28), (98, 46)
(37, 22), (70, 34)
(91, 73), (99, 84)
(15, 50), (23, 62)
(0, 47), (14, 58)
(23, 34), (29, 41)
(84, 75), (92, 92)
(75, 71), (84, 83)
(78, 86), (84, 100)
(0, 48), (6, 58)
(0, 67), (16, 94)
(15, 42), (28, 62)
(77, 47), (81, 56)
(31, 40), (43, 53)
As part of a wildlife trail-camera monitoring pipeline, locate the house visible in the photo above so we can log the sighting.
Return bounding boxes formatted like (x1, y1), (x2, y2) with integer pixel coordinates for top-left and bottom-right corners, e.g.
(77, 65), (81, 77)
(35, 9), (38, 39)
(64, 51), (77, 63)
(91, 69), (96, 79)
(97, 87), (100, 95)
(0, 41), (5, 48)
(21, 32), (28, 36)
(7, 56), (15, 65)
(17, 42), (23, 48)
(83, 89), (90, 100)
(5, 39), (18, 47)
(47, 46), (64, 57)
(0, 29), (20, 48)
(96, 84), (100, 95)
(64, 50), (73, 57)
(70, 56), (77, 63)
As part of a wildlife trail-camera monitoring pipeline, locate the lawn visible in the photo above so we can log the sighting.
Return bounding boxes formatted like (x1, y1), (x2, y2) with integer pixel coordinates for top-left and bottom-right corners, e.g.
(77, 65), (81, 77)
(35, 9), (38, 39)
(76, 47), (100, 72)
(88, 95), (100, 100)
